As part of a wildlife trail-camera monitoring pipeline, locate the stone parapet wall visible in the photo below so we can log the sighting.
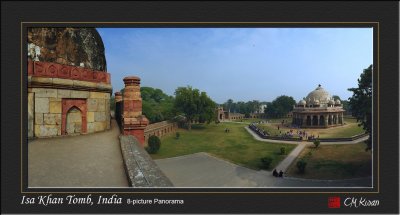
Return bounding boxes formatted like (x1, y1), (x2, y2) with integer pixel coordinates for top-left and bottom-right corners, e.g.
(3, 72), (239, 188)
(119, 135), (173, 187)
(28, 87), (111, 138)
(144, 121), (178, 144)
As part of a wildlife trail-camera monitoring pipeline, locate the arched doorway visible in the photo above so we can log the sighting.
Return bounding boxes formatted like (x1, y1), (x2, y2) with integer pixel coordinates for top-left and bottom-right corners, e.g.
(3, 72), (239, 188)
(66, 106), (82, 134)
(61, 99), (87, 135)
(328, 115), (332, 125)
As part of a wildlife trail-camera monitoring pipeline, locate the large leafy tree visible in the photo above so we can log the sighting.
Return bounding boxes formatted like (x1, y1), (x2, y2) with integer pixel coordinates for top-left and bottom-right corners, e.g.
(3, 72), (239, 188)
(140, 87), (175, 123)
(266, 95), (296, 118)
(174, 86), (216, 130)
(348, 65), (373, 150)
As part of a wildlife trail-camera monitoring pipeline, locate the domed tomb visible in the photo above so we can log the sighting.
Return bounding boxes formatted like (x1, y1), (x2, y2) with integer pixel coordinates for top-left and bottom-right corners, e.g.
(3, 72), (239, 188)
(27, 28), (112, 138)
(292, 84), (345, 128)
(28, 28), (106, 71)
(305, 84), (331, 106)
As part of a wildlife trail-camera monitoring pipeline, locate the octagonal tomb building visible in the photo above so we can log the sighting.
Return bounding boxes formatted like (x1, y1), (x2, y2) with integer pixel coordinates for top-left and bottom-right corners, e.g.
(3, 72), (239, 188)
(292, 84), (345, 128)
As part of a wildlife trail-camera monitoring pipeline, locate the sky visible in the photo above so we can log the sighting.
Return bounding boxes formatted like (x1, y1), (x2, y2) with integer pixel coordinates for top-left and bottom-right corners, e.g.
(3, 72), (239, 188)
(97, 28), (373, 104)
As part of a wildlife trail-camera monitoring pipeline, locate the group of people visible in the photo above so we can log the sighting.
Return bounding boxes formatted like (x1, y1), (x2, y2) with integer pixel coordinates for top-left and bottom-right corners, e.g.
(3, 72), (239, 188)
(249, 123), (268, 136)
(272, 169), (284, 177)
(275, 128), (320, 140)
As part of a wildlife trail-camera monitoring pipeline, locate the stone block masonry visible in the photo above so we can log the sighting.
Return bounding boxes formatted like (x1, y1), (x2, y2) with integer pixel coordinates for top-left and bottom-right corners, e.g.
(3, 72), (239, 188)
(121, 76), (149, 145)
(27, 28), (112, 138)
(29, 87), (111, 138)
(144, 121), (178, 146)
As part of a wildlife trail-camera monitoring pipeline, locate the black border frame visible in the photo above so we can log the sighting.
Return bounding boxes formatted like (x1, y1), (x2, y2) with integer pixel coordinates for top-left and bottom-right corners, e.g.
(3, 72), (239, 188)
(2, 1), (399, 214)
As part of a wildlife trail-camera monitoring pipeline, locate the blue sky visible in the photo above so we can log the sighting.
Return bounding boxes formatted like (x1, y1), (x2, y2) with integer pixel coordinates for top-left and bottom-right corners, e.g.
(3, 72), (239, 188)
(97, 28), (373, 104)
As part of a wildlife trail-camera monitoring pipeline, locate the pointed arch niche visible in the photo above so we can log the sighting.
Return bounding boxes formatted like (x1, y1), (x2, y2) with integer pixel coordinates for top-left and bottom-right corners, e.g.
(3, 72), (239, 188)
(61, 99), (87, 135)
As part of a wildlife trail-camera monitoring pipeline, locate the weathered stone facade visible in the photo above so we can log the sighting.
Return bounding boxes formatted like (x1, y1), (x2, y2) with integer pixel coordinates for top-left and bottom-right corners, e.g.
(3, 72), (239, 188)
(28, 28), (106, 71)
(28, 28), (112, 138)
(28, 86), (111, 137)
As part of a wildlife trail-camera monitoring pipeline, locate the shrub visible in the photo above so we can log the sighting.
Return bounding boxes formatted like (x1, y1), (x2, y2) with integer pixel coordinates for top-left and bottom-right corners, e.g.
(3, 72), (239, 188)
(296, 160), (307, 174)
(313, 139), (320, 148)
(176, 132), (180, 139)
(280, 147), (286, 155)
(260, 156), (273, 169)
(146, 135), (161, 154)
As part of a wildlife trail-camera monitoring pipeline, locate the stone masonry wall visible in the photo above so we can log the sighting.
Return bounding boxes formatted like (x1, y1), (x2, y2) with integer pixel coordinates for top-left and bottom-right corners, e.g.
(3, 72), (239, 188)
(144, 121), (177, 145)
(29, 88), (110, 137)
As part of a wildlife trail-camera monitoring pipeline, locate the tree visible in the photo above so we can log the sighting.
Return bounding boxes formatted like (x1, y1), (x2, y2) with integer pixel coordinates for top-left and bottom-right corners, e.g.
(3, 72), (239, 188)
(313, 139), (320, 148)
(348, 65), (372, 150)
(332, 95), (341, 101)
(140, 87), (175, 123)
(146, 135), (161, 154)
(296, 160), (307, 174)
(266, 95), (296, 118)
(174, 86), (216, 130)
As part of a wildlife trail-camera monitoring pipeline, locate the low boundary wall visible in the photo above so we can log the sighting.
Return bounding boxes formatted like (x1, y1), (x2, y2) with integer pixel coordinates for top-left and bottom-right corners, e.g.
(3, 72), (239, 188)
(144, 121), (178, 144)
(119, 135), (173, 187)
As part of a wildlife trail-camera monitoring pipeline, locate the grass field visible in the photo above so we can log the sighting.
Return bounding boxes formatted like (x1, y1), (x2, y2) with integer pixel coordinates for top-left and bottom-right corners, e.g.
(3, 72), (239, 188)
(286, 143), (372, 179)
(255, 117), (364, 138)
(151, 122), (296, 170)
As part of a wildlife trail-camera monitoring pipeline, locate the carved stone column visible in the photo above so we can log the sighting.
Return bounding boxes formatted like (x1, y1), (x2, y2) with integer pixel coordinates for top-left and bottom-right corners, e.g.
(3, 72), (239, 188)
(122, 76), (149, 145)
(324, 114), (328, 128)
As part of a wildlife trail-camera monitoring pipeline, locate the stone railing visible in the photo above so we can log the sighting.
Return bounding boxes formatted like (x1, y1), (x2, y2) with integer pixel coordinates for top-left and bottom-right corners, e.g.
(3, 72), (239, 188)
(248, 124), (302, 142)
(28, 60), (111, 84)
(144, 121), (178, 143)
(119, 135), (173, 187)
(306, 132), (369, 142)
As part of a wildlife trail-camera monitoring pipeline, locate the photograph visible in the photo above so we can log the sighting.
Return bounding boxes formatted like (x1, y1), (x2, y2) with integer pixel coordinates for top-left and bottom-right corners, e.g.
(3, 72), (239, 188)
(27, 27), (373, 188)
(2, 1), (398, 214)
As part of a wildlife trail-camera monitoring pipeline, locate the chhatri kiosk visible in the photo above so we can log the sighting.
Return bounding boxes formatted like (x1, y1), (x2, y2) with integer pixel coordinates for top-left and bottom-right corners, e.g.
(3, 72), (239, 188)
(292, 85), (345, 128)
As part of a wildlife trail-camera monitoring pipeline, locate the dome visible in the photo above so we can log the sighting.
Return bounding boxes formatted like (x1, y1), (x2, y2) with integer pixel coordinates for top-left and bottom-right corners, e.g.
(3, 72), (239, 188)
(313, 99), (320, 105)
(335, 99), (341, 105)
(298, 100), (306, 105)
(328, 100), (335, 105)
(305, 84), (331, 105)
(28, 28), (107, 71)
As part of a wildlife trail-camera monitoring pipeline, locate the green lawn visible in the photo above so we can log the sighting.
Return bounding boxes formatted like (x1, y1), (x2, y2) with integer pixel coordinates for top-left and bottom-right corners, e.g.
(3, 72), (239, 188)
(151, 122), (296, 170)
(255, 117), (364, 138)
(286, 143), (372, 179)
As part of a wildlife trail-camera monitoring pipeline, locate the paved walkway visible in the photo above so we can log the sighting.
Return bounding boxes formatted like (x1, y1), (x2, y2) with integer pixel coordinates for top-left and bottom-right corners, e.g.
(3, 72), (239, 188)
(155, 152), (371, 187)
(28, 119), (129, 187)
(275, 143), (307, 172)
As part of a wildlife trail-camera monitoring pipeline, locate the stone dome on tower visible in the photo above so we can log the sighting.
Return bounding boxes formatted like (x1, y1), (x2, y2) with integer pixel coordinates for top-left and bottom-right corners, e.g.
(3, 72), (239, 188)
(305, 84), (331, 105)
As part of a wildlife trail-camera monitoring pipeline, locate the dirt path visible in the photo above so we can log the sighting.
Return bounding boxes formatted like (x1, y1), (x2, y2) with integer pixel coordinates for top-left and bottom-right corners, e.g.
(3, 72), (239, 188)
(28, 120), (129, 187)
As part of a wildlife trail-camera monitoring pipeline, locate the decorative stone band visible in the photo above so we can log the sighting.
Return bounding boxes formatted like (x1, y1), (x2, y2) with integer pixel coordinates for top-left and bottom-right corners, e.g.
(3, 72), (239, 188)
(28, 60), (111, 84)
(28, 60), (112, 93)
(123, 116), (149, 129)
